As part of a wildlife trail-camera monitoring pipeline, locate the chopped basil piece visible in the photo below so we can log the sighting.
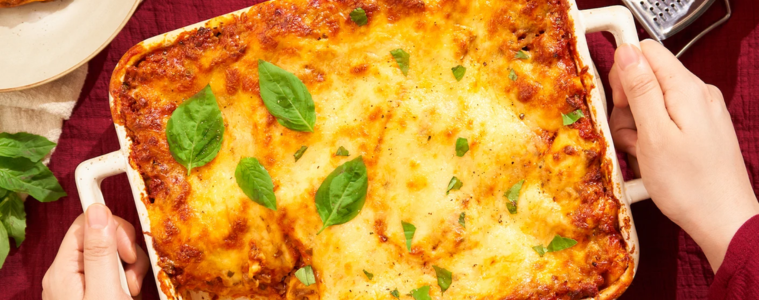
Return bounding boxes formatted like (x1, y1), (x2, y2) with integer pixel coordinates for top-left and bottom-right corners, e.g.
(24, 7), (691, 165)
(258, 60), (317, 132)
(315, 157), (368, 234)
(458, 212), (465, 228)
(562, 109), (585, 126)
(533, 235), (578, 257)
(336, 146), (350, 156)
(455, 137), (469, 157)
(294, 146), (308, 161)
(433, 265), (452, 293)
(390, 49), (410, 76)
(166, 85), (225, 176)
(235, 157), (277, 210)
(402, 221), (416, 251)
(295, 265), (316, 286)
(509, 69), (518, 81)
(451, 65), (466, 81)
(363, 269), (374, 280)
(515, 50), (529, 59)
(0, 132), (56, 162)
(504, 180), (524, 214)
(391, 289), (400, 298)
(446, 176), (462, 195)
(350, 8), (368, 26)
(411, 285), (431, 300)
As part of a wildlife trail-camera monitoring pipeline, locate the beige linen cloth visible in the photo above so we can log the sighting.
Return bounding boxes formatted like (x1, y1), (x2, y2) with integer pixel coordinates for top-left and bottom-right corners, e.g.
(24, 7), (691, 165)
(0, 64), (87, 162)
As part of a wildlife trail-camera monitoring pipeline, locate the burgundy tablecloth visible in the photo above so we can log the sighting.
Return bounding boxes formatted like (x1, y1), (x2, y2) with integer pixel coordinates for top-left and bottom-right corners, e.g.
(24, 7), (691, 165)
(1, 0), (757, 299)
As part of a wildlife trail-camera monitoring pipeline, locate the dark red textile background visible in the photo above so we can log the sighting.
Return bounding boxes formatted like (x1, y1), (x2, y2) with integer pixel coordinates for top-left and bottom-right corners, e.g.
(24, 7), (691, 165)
(1, 0), (757, 299)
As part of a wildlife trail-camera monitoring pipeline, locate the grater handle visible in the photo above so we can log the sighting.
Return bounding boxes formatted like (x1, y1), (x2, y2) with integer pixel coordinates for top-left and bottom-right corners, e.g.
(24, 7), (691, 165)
(581, 6), (641, 49)
(581, 6), (651, 204)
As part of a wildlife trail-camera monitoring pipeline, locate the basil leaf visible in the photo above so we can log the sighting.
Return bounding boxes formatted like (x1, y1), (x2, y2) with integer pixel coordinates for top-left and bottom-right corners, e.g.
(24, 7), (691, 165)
(350, 8), (368, 26)
(562, 109), (585, 126)
(295, 265), (316, 286)
(363, 269), (374, 280)
(235, 157), (276, 210)
(532, 245), (547, 257)
(451, 65), (466, 81)
(391, 289), (400, 298)
(402, 221), (416, 251)
(336, 146), (350, 156)
(0, 157), (66, 202)
(0, 132), (56, 162)
(294, 146), (308, 162)
(0, 222), (8, 269)
(391, 49), (410, 76)
(547, 234), (578, 252)
(515, 50), (529, 59)
(446, 176), (462, 195)
(458, 212), (465, 228)
(455, 137), (469, 157)
(0, 192), (25, 247)
(433, 265), (452, 293)
(504, 180), (524, 214)
(258, 60), (317, 132)
(509, 69), (518, 81)
(166, 85), (225, 176)
(315, 157), (368, 234)
(411, 285), (431, 300)
(0, 188), (7, 199)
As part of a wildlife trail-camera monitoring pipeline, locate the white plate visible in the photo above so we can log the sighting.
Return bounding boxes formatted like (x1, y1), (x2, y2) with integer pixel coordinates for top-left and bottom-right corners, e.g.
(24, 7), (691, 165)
(0, 0), (139, 91)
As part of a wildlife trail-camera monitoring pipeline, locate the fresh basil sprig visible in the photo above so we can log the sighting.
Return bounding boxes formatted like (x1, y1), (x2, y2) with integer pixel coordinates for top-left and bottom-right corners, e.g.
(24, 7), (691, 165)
(166, 85), (225, 176)
(533, 235), (578, 257)
(258, 60), (317, 132)
(235, 157), (276, 210)
(402, 221), (416, 251)
(0, 132), (55, 162)
(504, 180), (524, 214)
(446, 176), (462, 194)
(452, 65), (466, 81)
(562, 109), (585, 126)
(295, 265), (316, 286)
(315, 157), (368, 234)
(363, 269), (374, 280)
(0, 192), (25, 247)
(455, 137), (469, 157)
(0, 222), (7, 269)
(411, 285), (431, 300)
(350, 8), (368, 26)
(433, 265), (452, 293)
(391, 49), (410, 76)
(0, 157), (66, 202)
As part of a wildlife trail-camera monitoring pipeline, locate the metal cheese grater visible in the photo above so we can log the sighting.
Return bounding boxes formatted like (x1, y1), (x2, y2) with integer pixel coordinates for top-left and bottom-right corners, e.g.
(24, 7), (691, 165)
(620, 0), (731, 57)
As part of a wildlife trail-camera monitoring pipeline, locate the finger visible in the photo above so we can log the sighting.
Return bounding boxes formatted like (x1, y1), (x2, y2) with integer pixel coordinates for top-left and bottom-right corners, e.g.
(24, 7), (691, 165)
(53, 214), (86, 273)
(614, 44), (674, 132)
(114, 216), (138, 264)
(639, 40), (705, 125)
(610, 105), (638, 156)
(125, 245), (150, 296)
(83, 204), (125, 299)
(706, 84), (728, 112)
(609, 64), (628, 108)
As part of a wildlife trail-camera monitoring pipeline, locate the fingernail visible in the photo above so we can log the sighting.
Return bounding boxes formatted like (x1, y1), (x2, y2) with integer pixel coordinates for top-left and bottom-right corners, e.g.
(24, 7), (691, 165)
(87, 204), (110, 229)
(616, 44), (641, 70)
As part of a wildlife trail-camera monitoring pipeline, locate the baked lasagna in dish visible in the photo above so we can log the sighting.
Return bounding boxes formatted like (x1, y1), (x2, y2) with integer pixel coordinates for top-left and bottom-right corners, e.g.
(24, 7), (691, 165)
(110, 0), (633, 298)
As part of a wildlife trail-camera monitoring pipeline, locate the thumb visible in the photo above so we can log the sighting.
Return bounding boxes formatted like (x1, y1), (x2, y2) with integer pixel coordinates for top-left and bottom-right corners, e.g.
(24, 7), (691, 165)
(613, 44), (671, 133)
(83, 204), (127, 299)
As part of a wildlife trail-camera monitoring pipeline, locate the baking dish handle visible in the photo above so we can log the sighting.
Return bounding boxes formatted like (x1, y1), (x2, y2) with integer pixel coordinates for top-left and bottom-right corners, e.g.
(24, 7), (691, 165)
(74, 150), (131, 296)
(580, 6), (651, 204)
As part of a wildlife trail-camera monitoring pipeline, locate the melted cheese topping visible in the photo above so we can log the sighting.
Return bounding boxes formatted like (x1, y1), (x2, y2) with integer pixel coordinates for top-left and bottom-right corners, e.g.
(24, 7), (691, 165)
(111, 0), (630, 299)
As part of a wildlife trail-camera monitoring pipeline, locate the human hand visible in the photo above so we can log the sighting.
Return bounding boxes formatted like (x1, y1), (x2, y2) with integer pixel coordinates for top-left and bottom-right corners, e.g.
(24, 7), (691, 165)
(42, 204), (150, 299)
(609, 40), (759, 272)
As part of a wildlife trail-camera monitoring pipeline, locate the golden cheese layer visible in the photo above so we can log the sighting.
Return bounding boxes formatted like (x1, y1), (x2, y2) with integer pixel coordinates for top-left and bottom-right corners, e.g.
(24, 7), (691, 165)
(0, 0), (50, 7)
(110, 0), (631, 299)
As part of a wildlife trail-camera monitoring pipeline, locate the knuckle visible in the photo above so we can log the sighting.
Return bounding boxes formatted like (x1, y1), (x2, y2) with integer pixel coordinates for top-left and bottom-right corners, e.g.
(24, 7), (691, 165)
(626, 74), (659, 97)
(84, 238), (114, 259)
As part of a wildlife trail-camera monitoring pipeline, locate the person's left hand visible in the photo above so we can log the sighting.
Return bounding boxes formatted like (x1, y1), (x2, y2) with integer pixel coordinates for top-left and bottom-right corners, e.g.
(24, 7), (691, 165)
(42, 204), (150, 300)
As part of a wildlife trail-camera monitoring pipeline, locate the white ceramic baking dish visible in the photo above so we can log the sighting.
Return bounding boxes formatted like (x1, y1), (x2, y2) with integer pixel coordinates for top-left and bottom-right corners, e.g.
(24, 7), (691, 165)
(75, 2), (649, 299)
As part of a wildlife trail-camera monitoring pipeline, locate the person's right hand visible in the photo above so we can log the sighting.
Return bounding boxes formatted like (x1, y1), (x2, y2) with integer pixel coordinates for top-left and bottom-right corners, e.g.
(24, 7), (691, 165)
(609, 40), (759, 272)
(42, 204), (149, 300)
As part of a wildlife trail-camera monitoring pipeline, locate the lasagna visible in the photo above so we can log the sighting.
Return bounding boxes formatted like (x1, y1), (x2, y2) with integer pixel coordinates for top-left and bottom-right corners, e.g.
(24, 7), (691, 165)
(110, 0), (633, 299)
(0, 0), (51, 8)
